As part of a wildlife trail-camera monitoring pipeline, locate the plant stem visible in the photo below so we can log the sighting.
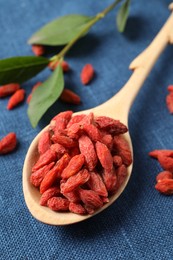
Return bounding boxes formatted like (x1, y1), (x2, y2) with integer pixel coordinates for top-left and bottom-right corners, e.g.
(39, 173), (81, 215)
(50, 0), (122, 61)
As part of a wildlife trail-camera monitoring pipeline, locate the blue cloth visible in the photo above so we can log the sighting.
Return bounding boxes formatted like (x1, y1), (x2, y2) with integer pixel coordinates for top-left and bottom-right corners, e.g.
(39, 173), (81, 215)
(1, 0), (173, 259)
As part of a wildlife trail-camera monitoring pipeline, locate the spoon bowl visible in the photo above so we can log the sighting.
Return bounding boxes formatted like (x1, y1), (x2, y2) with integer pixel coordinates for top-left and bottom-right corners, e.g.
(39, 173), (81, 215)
(23, 7), (173, 225)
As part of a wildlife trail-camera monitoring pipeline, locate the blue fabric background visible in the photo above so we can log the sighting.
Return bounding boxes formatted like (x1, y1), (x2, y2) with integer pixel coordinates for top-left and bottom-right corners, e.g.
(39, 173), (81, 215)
(1, 0), (173, 259)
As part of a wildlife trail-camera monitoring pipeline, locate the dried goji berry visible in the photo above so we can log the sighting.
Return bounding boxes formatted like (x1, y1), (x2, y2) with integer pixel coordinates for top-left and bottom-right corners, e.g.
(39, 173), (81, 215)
(40, 187), (60, 206)
(7, 89), (25, 110)
(60, 88), (81, 105)
(69, 146), (80, 157)
(116, 164), (128, 189)
(79, 189), (103, 209)
(32, 149), (57, 172)
(80, 112), (94, 125)
(156, 171), (173, 183)
(50, 143), (68, 159)
(61, 189), (80, 203)
(83, 124), (102, 142)
(50, 110), (73, 132)
(52, 133), (77, 148)
(157, 154), (173, 172)
(79, 135), (98, 171)
(80, 64), (94, 85)
(84, 205), (95, 215)
(69, 202), (86, 215)
(38, 131), (51, 155)
(113, 136), (132, 166)
(166, 92), (173, 113)
(167, 85), (173, 92)
(87, 172), (108, 197)
(61, 154), (85, 179)
(32, 45), (45, 56)
(155, 179), (173, 195)
(30, 162), (55, 187)
(95, 116), (128, 135)
(40, 153), (71, 194)
(48, 60), (70, 72)
(95, 141), (113, 171)
(66, 123), (82, 139)
(47, 197), (70, 211)
(0, 132), (17, 154)
(0, 83), (20, 98)
(61, 169), (90, 194)
(149, 149), (173, 159)
(102, 167), (117, 192)
(113, 155), (122, 168)
(101, 134), (113, 150)
(30, 110), (132, 215)
(67, 114), (86, 128)
(27, 82), (42, 103)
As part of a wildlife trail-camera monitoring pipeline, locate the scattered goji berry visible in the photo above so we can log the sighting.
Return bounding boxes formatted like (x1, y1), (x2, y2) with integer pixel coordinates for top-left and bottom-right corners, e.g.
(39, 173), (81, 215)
(0, 132), (17, 154)
(48, 60), (70, 72)
(32, 45), (45, 56)
(166, 92), (173, 113)
(7, 89), (25, 110)
(27, 82), (42, 104)
(156, 171), (173, 183)
(60, 88), (81, 105)
(40, 187), (60, 206)
(149, 149), (173, 159)
(80, 64), (95, 85)
(155, 179), (173, 195)
(69, 202), (86, 215)
(47, 197), (70, 211)
(0, 83), (20, 98)
(157, 153), (173, 172)
(167, 85), (173, 92)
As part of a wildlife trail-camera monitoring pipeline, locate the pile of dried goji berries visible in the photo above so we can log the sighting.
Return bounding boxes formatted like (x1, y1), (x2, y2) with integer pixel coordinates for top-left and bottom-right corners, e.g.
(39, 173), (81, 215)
(30, 110), (132, 215)
(149, 150), (173, 195)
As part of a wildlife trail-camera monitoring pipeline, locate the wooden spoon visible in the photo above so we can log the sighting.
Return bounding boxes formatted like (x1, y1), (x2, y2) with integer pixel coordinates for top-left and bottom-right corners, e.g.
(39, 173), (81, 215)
(23, 5), (173, 225)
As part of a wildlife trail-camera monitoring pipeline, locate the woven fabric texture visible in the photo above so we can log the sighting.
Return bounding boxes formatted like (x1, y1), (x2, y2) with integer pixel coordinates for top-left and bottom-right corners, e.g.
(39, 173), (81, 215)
(1, 0), (173, 259)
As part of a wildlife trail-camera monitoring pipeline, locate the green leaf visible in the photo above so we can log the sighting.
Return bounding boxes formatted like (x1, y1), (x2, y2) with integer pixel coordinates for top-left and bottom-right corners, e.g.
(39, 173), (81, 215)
(116, 0), (130, 32)
(28, 14), (94, 46)
(27, 65), (64, 128)
(0, 56), (49, 85)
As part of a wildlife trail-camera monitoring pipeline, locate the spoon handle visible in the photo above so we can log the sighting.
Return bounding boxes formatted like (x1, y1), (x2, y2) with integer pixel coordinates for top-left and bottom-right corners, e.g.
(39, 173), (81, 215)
(99, 4), (173, 124)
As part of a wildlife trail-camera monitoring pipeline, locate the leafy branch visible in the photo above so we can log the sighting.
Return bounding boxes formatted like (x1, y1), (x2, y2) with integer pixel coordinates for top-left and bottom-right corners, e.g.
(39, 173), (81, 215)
(0, 0), (131, 127)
